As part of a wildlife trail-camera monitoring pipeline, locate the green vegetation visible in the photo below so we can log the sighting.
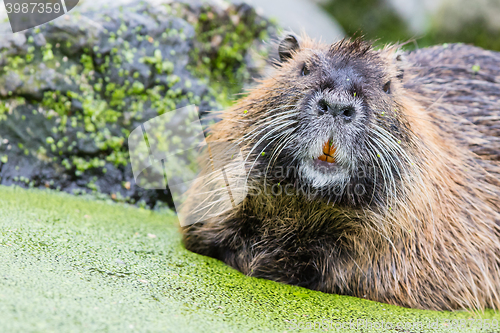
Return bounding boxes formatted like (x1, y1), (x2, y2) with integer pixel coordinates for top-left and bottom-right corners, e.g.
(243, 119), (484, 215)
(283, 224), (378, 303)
(322, 0), (411, 47)
(1, 185), (500, 332)
(1, 3), (499, 332)
(322, 0), (500, 51)
(423, 19), (500, 51)
(0, 1), (274, 206)
(186, 3), (274, 106)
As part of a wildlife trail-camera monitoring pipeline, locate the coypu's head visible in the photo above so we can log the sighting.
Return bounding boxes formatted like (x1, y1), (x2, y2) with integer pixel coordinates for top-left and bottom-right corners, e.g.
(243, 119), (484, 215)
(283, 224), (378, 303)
(244, 34), (412, 207)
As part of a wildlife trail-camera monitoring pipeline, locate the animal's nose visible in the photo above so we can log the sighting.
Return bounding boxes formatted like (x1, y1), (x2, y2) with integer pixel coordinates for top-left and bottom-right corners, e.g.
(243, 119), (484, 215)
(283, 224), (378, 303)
(318, 99), (356, 121)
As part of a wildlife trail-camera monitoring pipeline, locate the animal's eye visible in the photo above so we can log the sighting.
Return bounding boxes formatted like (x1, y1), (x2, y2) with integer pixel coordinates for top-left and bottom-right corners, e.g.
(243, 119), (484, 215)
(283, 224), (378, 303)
(383, 81), (391, 94)
(301, 64), (310, 76)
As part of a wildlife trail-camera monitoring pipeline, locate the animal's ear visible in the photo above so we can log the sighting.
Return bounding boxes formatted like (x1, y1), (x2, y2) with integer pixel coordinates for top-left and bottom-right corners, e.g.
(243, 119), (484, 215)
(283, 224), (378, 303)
(278, 34), (301, 62)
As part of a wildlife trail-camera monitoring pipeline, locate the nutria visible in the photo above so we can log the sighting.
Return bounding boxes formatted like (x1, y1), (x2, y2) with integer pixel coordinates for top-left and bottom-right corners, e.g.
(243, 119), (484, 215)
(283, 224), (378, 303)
(180, 34), (500, 311)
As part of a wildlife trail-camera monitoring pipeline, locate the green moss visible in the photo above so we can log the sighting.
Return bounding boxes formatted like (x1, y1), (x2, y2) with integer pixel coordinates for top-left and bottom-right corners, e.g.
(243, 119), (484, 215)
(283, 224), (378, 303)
(6, 56), (26, 69)
(0, 102), (8, 121)
(0, 2), (274, 206)
(185, 3), (275, 106)
(129, 81), (145, 94)
(80, 54), (94, 72)
(0, 186), (499, 332)
(140, 49), (174, 74)
(42, 43), (54, 61)
(72, 156), (106, 172)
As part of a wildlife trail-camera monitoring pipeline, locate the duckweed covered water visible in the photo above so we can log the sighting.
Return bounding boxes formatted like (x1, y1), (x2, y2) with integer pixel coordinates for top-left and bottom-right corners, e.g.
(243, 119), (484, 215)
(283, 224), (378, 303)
(0, 186), (499, 332)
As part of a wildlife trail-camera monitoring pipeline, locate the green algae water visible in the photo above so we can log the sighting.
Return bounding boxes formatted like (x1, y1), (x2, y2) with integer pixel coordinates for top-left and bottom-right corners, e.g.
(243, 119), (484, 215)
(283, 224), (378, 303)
(0, 185), (499, 332)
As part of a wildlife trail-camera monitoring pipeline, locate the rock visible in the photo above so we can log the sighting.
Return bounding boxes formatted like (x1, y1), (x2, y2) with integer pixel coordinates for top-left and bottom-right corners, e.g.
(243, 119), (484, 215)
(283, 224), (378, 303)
(0, 0), (275, 208)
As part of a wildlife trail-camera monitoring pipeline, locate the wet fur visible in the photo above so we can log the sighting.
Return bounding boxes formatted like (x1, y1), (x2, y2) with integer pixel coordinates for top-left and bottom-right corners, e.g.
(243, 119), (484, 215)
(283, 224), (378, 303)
(181, 38), (500, 311)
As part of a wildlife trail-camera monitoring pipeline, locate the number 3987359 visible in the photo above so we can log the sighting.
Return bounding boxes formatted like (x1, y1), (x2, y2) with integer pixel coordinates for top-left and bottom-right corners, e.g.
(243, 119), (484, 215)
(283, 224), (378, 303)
(5, 2), (62, 14)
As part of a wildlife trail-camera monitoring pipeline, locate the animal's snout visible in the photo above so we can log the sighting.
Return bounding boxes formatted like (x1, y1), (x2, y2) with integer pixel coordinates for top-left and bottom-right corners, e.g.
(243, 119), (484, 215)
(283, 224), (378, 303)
(317, 99), (356, 121)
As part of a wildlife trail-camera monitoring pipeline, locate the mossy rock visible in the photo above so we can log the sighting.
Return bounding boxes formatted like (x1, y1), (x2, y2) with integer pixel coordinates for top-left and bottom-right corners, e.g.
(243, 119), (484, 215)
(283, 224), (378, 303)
(0, 0), (274, 209)
(1, 185), (499, 332)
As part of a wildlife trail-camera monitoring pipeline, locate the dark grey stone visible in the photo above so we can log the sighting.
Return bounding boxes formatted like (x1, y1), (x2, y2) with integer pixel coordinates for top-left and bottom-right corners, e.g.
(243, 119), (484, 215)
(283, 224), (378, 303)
(0, 0), (274, 209)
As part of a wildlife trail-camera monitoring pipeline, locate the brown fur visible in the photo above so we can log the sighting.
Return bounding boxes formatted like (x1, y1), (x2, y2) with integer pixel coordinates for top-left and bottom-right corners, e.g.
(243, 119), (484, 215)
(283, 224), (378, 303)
(181, 37), (500, 311)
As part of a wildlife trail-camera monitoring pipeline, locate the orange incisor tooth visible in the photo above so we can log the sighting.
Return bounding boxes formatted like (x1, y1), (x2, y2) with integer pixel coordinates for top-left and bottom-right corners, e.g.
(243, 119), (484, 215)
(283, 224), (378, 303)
(323, 141), (330, 155)
(328, 143), (336, 157)
(319, 140), (336, 163)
